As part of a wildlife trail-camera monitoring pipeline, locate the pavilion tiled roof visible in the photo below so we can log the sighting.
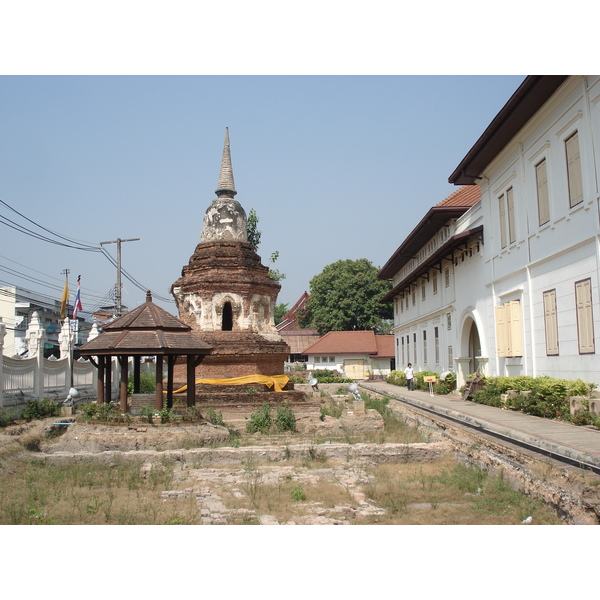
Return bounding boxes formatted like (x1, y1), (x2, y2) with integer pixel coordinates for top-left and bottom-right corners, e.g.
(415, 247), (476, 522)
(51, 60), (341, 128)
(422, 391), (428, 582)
(302, 331), (394, 358)
(79, 291), (212, 356)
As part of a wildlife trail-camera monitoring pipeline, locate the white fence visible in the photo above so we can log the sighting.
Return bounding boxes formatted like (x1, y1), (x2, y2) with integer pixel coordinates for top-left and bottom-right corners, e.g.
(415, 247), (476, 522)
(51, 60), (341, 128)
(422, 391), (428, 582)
(0, 313), (109, 412)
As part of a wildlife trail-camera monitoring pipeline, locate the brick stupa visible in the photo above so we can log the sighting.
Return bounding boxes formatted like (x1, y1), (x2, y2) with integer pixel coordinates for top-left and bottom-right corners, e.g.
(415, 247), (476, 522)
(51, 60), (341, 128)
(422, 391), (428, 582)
(171, 129), (290, 384)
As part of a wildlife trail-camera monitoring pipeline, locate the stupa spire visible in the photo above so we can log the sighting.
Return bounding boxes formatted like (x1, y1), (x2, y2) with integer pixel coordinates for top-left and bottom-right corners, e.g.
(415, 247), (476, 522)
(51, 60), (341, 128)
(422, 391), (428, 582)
(215, 127), (237, 198)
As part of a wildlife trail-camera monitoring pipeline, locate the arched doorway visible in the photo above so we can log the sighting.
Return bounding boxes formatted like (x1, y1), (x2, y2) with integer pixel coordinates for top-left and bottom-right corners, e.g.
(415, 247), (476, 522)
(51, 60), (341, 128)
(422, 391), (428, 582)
(222, 302), (233, 331)
(467, 319), (481, 375)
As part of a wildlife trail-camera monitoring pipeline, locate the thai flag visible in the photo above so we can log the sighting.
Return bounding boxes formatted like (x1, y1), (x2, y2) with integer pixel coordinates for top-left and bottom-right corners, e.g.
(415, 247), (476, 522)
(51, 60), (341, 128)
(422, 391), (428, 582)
(73, 275), (83, 318)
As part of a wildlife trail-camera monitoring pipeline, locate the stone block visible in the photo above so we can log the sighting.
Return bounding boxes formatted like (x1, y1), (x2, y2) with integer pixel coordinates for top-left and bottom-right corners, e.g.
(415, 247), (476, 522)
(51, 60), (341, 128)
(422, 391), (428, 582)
(569, 396), (587, 416)
(353, 400), (365, 414)
(589, 399), (600, 415)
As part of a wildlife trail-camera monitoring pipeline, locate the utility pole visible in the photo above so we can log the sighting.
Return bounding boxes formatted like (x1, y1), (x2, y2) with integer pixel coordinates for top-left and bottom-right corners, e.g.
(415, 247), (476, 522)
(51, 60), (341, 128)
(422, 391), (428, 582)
(100, 237), (140, 317)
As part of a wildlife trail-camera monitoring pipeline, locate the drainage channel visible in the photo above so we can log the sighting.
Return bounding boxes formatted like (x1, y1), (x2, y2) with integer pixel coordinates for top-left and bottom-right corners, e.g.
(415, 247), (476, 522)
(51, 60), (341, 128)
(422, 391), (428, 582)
(359, 383), (600, 476)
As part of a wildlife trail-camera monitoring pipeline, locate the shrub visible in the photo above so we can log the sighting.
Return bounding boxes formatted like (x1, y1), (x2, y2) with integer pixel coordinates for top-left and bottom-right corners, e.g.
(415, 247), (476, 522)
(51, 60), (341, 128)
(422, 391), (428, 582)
(20, 398), (60, 422)
(275, 402), (296, 432)
(247, 402), (272, 434)
(434, 372), (457, 395)
(78, 402), (99, 420)
(413, 371), (439, 391)
(470, 375), (596, 422)
(310, 369), (353, 384)
(127, 372), (156, 395)
(386, 370), (406, 387)
(0, 409), (17, 428)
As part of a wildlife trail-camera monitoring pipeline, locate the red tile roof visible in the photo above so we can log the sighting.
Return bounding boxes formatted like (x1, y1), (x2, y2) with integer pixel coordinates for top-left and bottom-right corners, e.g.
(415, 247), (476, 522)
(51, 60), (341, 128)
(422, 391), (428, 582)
(435, 184), (481, 208)
(303, 331), (394, 358)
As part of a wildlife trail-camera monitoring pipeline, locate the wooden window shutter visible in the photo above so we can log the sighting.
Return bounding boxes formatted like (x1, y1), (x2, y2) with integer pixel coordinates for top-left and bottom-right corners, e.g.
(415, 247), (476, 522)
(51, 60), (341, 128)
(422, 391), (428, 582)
(566, 132), (583, 208)
(495, 305), (507, 357)
(576, 279), (595, 353)
(498, 195), (507, 248)
(509, 300), (523, 357)
(536, 159), (550, 225)
(507, 187), (516, 244)
(543, 290), (559, 355)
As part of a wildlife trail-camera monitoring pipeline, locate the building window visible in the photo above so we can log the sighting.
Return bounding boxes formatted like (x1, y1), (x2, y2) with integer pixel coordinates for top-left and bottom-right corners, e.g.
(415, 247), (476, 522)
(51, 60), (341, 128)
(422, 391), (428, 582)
(507, 187), (516, 244)
(566, 131), (583, 208)
(401, 336), (405, 365)
(328, 356), (335, 363)
(422, 281), (426, 301)
(536, 158), (550, 225)
(432, 271), (438, 295)
(575, 278), (595, 354)
(434, 326), (439, 365)
(446, 313), (452, 331)
(499, 194), (507, 249)
(445, 267), (450, 288)
(495, 300), (523, 357)
(543, 289), (559, 356)
(315, 357), (321, 363)
(407, 335), (410, 363)
(423, 330), (427, 364)
(413, 333), (417, 364)
(400, 296), (404, 313)
(448, 345), (453, 369)
(412, 289), (416, 306)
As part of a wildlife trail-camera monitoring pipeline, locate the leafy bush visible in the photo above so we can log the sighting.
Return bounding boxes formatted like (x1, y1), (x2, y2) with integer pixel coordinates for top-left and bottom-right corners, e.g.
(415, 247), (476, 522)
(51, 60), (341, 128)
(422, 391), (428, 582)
(0, 409), (17, 428)
(387, 370), (457, 395)
(310, 369), (353, 383)
(275, 402), (296, 432)
(20, 398), (60, 422)
(471, 375), (597, 422)
(434, 372), (457, 395)
(247, 402), (272, 434)
(386, 370), (406, 387)
(127, 373), (156, 395)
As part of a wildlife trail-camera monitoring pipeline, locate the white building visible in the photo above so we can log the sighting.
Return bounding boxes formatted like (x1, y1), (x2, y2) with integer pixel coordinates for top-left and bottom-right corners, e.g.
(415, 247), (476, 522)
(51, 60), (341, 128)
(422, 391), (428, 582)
(0, 286), (89, 357)
(379, 185), (483, 384)
(381, 75), (600, 388)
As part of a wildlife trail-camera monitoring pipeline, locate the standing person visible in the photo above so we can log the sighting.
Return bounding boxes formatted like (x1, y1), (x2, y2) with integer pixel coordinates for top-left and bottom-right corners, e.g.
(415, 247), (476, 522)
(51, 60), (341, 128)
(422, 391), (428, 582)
(404, 363), (414, 391)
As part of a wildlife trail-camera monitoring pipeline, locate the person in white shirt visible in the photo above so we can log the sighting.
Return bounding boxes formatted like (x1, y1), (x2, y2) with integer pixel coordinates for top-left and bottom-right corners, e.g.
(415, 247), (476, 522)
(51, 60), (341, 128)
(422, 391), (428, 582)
(404, 363), (414, 391)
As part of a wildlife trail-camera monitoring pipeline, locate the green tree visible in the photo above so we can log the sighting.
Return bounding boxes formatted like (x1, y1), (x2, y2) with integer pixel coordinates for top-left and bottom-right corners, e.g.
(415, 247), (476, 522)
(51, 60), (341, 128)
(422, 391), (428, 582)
(274, 302), (289, 325)
(246, 209), (286, 284)
(247, 208), (261, 252)
(298, 258), (393, 335)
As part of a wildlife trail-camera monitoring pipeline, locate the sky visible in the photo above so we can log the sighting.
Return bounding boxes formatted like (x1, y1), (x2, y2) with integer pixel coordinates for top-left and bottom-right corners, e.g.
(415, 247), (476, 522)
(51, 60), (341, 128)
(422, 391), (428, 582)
(0, 74), (527, 317)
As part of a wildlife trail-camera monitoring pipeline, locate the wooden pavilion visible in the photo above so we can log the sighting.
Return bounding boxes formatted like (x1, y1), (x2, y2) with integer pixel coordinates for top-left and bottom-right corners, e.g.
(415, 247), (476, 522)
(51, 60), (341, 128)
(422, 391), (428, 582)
(78, 291), (212, 412)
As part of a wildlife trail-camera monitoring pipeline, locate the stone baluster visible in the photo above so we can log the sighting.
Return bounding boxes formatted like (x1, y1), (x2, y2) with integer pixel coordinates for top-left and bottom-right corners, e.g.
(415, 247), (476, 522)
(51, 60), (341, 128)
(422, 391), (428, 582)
(58, 317), (74, 391)
(26, 311), (46, 400)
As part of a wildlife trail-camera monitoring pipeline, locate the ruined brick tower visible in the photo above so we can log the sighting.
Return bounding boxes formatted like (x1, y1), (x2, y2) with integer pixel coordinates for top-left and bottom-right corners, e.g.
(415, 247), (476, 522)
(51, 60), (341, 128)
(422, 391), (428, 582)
(171, 128), (290, 381)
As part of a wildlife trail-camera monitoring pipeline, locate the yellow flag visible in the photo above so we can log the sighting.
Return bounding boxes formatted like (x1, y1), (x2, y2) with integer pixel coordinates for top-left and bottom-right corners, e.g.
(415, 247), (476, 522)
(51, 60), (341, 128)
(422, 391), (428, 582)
(60, 276), (69, 318)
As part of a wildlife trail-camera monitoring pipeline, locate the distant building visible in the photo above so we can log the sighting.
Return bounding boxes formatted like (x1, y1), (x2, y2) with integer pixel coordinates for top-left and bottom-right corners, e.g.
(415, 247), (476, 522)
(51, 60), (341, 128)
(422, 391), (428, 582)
(276, 292), (320, 362)
(0, 285), (89, 357)
(302, 330), (395, 380)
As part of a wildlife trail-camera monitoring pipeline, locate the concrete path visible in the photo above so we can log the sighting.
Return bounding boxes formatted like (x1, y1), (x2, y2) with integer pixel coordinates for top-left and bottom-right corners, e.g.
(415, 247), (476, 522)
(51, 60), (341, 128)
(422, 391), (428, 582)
(359, 380), (600, 472)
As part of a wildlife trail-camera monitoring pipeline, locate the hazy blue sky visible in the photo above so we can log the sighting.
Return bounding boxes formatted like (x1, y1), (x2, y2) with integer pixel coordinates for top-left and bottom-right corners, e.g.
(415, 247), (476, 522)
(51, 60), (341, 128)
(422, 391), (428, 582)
(0, 74), (526, 315)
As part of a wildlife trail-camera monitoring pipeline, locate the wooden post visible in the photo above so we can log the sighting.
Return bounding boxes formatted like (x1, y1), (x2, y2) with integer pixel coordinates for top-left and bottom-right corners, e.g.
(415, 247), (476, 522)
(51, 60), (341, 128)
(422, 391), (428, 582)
(155, 355), (163, 410)
(119, 355), (128, 413)
(186, 354), (195, 407)
(105, 356), (112, 404)
(97, 355), (105, 404)
(133, 356), (141, 393)
(167, 355), (176, 410)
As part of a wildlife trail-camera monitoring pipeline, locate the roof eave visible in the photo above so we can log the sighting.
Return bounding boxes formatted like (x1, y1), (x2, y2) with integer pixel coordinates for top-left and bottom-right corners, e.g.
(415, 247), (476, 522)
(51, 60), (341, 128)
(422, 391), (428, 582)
(449, 75), (569, 185)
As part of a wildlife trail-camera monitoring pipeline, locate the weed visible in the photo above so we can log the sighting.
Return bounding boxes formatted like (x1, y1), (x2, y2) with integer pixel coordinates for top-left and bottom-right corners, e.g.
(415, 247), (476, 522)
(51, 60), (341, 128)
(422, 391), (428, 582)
(275, 402), (296, 432)
(247, 402), (272, 434)
(206, 408), (225, 427)
(291, 484), (306, 502)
